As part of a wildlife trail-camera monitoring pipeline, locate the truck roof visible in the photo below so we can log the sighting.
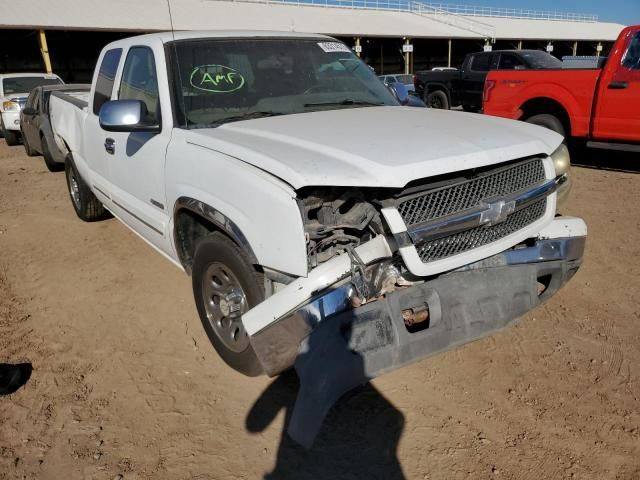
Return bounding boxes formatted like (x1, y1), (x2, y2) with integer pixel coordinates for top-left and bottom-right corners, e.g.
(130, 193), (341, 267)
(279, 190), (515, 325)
(0, 72), (60, 79)
(111, 30), (333, 45)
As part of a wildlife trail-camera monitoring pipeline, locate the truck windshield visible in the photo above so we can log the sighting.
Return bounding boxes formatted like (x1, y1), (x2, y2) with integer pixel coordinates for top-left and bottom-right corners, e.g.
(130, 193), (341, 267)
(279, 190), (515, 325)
(519, 51), (563, 69)
(2, 76), (63, 95)
(169, 38), (397, 128)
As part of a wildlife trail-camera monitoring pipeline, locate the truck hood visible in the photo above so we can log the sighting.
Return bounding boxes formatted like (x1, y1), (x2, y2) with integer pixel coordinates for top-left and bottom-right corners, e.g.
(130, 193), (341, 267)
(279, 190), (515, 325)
(187, 106), (562, 190)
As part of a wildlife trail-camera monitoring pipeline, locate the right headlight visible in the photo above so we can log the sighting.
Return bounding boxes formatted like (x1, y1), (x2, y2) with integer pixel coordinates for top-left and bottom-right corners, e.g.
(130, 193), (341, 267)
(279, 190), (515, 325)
(1, 100), (20, 112)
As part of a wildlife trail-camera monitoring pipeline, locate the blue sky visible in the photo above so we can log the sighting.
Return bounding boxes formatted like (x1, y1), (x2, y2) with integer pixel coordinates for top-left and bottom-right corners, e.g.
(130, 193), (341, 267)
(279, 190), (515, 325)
(434, 0), (640, 24)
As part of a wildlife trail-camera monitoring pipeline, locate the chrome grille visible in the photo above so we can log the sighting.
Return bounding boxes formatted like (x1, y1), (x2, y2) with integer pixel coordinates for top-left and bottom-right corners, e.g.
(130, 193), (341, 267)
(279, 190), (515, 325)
(397, 158), (546, 227)
(417, 199), (547, 263)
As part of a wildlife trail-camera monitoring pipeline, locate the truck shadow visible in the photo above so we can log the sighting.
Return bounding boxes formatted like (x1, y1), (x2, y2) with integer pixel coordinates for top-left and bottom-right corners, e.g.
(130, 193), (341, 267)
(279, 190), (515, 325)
(246, 320), (406, 480)
(572, 147), (640, 174)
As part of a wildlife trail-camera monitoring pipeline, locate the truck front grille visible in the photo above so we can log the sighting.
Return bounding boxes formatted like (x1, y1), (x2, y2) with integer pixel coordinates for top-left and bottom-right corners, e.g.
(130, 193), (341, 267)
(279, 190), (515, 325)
(416, 199), (547, 263)
(395, 157), (549, 264)
(397, 158), (546, 228)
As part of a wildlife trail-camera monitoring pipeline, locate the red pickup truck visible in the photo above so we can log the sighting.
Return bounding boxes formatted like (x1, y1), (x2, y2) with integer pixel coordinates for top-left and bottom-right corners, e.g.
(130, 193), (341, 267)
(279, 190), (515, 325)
(483, 25), (640, 151)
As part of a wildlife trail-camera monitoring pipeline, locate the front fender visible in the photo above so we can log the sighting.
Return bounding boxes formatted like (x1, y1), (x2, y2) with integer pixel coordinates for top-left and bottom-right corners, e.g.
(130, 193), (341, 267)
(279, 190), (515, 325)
(165, 132), (308, 278)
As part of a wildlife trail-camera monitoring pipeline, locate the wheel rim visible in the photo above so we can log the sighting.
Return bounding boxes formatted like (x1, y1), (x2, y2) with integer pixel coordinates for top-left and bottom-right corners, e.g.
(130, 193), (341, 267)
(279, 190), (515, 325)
(68, 169), (81, 210)
(201, 262), (250, 352)
(428, 95), (442, 109)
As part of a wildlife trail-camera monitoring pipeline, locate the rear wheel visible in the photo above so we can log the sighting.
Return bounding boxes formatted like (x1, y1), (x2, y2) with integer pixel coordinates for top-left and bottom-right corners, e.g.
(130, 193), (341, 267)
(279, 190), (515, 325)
(65, 156), (109, 221)
(192, 232), (265, 377)
(41, 135), (62, 172)
(525, 114), (566, 138)
(425, 90), (450, 110)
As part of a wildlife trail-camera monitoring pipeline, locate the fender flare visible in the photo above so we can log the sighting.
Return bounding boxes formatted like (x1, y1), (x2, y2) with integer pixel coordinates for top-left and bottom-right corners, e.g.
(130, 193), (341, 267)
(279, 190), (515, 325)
(173, 196), (259, 273)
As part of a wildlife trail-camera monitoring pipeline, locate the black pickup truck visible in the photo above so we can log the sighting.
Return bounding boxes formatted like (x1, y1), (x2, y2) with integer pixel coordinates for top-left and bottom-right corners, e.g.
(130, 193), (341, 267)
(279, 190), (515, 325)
(414, 50), (562, 111)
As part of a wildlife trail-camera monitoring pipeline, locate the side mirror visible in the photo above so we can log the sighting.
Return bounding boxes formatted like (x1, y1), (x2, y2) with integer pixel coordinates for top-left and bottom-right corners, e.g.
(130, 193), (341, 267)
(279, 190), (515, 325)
(22, 107), (37, 116)
(99, 100), (160, 133)
(388, 82), (410, 106)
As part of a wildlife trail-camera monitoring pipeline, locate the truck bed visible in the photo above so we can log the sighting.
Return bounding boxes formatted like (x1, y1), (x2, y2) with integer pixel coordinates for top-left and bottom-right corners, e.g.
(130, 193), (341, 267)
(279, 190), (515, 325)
(483, 69), (602, 137)
(49, 90), (90, 158)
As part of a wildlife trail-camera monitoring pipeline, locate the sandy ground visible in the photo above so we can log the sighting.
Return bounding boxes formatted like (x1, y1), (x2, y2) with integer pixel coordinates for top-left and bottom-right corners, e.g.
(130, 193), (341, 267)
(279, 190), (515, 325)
(0, 138), (639, 480)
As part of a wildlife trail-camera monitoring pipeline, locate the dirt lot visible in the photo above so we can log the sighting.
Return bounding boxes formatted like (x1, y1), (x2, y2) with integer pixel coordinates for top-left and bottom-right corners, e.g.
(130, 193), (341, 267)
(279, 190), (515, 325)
(0, 139), (639, 480)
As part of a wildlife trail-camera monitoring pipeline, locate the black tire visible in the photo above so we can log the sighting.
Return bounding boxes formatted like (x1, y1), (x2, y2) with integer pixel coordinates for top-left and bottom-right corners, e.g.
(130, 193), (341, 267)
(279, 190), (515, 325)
(65, 156), (109, 221)
(22, 133), (38, 157)
(3, 129), (19, 146)
(425, 90), (450, 110)
(192, 232), (265, 377)
(41, 135), (62, 172)
(525, 114), (566, 138)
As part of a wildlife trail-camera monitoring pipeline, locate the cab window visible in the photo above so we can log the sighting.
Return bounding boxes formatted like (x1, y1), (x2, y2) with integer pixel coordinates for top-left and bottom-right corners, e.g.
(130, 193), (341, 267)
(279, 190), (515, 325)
(622, 32), (640, 70)
(118, 46), (160, 123)
(93, 48), (122, 115)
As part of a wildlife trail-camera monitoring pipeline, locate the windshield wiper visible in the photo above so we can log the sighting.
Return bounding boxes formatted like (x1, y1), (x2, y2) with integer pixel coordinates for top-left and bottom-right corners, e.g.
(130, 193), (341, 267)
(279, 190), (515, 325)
(207, 111), (285, 127)
(303, 99), (384, 108)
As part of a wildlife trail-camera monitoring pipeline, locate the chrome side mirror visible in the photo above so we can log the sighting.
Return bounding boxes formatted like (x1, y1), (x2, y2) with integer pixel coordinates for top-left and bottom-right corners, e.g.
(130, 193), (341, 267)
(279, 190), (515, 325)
(99, 100), (160, 133)
(388, 82), (410, 106)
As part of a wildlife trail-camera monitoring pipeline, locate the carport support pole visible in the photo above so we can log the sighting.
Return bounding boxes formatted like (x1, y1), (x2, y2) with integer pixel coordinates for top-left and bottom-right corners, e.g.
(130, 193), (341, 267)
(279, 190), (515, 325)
(573, 41), (578, 56)
(38, 30), (52, 74)
(355, 36), (361, 58)
(404, 38), (411, 75)
(517, 40), (522, 50)
(448, 39), (452, 67)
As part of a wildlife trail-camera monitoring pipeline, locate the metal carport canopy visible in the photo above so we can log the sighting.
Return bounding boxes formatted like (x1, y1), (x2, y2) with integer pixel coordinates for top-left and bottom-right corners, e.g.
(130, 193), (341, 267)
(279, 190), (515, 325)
(0, 0), (625, 41)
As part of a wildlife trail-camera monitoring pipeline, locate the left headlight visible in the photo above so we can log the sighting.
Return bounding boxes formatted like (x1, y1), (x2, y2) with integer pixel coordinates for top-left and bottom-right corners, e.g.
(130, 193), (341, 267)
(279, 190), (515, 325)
(550, 143), (570, 177)
(1, 100), (20, 112)
(550, 144), (571, 208)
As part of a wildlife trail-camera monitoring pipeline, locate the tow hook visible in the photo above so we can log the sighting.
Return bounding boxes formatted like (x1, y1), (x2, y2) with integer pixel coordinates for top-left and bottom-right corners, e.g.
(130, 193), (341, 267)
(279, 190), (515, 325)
(402, 304), (430, 328)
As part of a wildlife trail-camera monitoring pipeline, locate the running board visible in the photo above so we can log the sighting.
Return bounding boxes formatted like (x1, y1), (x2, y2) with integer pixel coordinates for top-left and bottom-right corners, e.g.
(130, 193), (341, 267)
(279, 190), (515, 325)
(587, 141), (640, 152)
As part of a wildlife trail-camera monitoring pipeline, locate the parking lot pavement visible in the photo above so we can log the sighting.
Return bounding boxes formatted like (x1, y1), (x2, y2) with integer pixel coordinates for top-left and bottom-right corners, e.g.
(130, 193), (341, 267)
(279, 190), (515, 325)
(1, 139), (639, 479)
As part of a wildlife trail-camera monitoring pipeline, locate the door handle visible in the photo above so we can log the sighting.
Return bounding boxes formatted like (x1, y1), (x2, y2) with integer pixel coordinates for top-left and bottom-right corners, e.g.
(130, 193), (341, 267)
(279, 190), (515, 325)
(104, 138), (115, 155)
(608, 81), (628, 89)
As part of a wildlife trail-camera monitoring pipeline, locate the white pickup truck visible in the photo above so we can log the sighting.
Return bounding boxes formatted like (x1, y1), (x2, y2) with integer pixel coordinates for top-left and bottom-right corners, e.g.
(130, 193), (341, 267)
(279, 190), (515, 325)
(0, 72), (64, 145)
(50, 30), (585, 442)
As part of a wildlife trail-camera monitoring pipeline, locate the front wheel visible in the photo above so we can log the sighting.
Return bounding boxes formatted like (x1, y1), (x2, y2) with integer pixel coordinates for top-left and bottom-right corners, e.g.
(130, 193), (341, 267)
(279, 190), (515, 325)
(425, 90), (450, 110)
(22, 133), (38, 156)
(42, 135), (62, 172)
(192, 232), (265, 377)
(3, 129), (19, 146)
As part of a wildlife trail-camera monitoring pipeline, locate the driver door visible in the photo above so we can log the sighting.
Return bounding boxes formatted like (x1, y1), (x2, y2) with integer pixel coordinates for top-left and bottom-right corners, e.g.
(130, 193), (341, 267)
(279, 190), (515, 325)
(106, 45), (173, 255)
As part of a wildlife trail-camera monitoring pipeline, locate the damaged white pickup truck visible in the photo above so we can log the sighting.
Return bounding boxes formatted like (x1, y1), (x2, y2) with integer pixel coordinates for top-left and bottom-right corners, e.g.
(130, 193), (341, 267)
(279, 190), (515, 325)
(51, 31), (585, 444)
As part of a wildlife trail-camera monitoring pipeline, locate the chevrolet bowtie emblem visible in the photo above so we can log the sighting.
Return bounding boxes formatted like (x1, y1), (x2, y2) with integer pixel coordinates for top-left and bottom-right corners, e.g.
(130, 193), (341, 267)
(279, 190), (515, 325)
(480, 199), (516, 226)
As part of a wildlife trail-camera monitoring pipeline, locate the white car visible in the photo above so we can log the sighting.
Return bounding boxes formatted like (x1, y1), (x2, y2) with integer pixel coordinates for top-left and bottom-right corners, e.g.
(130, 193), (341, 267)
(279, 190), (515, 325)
(0, 73), (63, 145)
(50, 31), (584, 446)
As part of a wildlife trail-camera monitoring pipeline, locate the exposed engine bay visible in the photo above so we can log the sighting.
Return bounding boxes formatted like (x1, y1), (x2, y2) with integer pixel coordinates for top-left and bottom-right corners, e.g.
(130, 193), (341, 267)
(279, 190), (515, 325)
(297, 187), (386, 267)
(297, 187), (416, 305)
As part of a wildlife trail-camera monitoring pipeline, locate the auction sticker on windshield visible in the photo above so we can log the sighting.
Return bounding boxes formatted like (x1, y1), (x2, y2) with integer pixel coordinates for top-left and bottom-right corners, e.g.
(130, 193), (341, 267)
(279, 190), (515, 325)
(189, 65), (245, 93)
(317, 42), (351, 53)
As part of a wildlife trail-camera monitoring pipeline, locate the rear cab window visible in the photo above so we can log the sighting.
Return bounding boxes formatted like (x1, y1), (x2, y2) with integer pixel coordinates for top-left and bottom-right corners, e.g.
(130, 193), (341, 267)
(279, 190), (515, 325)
(93, 48), (123, 115)
(498, 53), (526, 70)
(470, 53), (494, 72)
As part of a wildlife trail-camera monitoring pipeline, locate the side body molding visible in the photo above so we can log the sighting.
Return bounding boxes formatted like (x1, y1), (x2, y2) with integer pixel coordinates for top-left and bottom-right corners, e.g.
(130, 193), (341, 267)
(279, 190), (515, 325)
(173, 196), (259, 274)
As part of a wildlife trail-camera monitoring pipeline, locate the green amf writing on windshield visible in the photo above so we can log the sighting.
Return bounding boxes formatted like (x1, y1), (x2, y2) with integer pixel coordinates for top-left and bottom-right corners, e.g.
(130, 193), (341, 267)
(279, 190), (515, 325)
(189, 65), (245, 93)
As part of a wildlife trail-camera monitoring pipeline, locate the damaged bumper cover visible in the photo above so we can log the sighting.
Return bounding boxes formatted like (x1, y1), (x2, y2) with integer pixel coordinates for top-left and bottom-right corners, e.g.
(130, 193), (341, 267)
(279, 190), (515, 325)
(242, 217), (587, 377)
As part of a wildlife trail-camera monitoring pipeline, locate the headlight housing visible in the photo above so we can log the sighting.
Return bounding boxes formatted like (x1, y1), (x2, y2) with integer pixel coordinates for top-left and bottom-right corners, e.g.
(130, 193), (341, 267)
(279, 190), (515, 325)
(1, 100), (20, 112)
(550, 144), (571, 208)
(550, 143), (570, 176)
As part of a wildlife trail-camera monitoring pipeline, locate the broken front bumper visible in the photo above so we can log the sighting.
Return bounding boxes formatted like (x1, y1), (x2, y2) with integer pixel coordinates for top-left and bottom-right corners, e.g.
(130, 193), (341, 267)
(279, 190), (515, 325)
(242, 217), (587, 377)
